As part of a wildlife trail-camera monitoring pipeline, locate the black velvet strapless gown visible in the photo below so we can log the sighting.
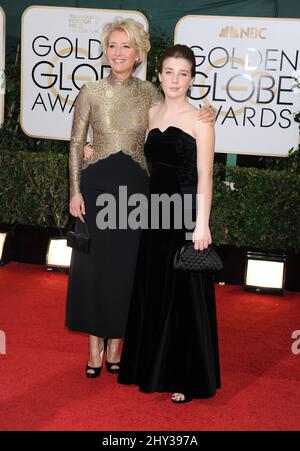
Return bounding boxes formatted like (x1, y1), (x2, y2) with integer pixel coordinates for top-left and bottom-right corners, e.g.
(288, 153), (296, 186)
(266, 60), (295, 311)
(118, 127), (221, 398)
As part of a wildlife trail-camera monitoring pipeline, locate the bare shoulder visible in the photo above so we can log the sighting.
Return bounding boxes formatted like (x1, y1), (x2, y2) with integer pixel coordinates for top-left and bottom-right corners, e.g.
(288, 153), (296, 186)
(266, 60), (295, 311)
(148, 103), (161, 119)
(190, 105), (214, 131)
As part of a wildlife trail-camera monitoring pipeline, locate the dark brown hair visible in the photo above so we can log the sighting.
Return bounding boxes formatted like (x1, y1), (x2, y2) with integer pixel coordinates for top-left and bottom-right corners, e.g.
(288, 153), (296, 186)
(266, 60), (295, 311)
(158, 44), (196, 77)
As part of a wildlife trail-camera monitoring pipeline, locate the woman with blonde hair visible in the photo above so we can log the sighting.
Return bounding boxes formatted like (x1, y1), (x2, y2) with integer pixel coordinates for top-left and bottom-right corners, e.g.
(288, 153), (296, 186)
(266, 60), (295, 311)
(66, 18), (214, 378)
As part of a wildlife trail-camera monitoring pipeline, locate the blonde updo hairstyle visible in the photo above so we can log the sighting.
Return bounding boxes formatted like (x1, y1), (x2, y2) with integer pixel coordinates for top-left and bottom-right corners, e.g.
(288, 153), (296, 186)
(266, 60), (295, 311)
(101, 17), (151, 68)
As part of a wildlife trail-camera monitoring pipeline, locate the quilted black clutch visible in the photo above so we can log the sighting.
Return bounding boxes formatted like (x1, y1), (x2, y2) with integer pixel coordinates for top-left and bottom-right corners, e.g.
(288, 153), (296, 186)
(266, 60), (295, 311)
(67, 219), (91, 254)
(173, 243), (223, 272)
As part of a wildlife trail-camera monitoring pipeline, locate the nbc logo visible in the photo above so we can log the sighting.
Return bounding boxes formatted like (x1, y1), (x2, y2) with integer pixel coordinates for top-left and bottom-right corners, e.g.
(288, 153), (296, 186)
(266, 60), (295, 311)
(219, 26), (266, 39)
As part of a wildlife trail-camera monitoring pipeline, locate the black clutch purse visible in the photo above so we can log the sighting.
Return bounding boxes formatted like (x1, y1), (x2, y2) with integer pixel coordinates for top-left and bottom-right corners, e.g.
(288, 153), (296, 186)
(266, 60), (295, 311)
(173, 243), (223, 272)
(66, 219), (91, 253)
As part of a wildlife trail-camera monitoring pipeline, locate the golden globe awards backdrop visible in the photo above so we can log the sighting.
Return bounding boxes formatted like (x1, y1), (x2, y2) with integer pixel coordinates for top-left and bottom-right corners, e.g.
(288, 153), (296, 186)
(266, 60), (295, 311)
(0, 7), (5, 128)
(175, 15), (300, 156)
(21, 6), (148, 140)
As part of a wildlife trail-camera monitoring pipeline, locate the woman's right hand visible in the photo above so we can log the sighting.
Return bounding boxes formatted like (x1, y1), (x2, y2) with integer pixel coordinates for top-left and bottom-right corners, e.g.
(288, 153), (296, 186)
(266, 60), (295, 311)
(83, 143), (95, 161)
(69, 193), (86, 223)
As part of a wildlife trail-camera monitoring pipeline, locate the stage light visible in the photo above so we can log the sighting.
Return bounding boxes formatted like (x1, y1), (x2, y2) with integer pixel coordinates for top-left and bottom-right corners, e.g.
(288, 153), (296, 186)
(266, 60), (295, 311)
(244, 251), (286, 295)
(45, 237), (72, 272)
(0, 231), (13, 266)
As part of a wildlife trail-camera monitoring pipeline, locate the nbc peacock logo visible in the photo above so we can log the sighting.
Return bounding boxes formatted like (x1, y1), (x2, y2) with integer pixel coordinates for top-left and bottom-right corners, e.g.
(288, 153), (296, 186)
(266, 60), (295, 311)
(219, 25), (267, 39)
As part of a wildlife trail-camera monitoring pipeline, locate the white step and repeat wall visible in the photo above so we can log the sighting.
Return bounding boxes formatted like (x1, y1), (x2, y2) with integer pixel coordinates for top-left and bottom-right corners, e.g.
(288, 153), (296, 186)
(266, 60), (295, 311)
(0, 7), (5, 128)
(175, 15), (300, 156)
(21, 6), (148, 140)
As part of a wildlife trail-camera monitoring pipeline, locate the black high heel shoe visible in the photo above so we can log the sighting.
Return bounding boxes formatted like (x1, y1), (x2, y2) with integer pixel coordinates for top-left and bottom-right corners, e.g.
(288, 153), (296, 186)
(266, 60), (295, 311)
(85, 338), (105, 379)
(106, 360), (121, 374)
(105, 338), (120, 374)
(85, 364), (102, 378)
(171, 393), (193, 404)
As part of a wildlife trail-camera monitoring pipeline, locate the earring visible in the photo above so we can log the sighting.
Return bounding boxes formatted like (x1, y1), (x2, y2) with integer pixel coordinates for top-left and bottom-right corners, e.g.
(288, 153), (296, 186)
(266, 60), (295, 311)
(187, 85), (193, 98)
(158, 83), (163, 94)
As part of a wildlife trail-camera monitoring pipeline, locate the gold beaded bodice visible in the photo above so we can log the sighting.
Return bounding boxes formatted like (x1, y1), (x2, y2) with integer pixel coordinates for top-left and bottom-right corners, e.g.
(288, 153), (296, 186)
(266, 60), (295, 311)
(69, 73), (162, 198)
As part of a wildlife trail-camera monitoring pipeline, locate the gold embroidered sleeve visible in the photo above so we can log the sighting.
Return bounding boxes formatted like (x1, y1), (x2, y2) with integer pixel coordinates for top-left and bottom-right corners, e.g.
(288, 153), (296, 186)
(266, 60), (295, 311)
(148, 81), (164, 107)
(69, 84), (90, 198)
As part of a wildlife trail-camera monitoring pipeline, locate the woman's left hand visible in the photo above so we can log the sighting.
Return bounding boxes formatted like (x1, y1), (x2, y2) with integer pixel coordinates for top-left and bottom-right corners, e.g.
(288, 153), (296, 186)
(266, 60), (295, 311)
(83, 143), (95, 161)
(195, 106), (215, 125)
(192, 224), (212, 251)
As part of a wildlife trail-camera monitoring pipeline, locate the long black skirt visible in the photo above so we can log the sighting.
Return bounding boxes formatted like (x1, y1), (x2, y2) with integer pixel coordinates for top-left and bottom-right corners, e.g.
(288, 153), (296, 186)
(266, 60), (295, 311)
(65, 152), (148, 338)
(118, 163), (221, 398)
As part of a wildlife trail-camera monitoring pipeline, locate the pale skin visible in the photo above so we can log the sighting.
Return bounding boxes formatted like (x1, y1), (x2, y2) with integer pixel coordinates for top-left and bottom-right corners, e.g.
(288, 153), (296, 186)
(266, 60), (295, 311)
(71, 31), (215, 377)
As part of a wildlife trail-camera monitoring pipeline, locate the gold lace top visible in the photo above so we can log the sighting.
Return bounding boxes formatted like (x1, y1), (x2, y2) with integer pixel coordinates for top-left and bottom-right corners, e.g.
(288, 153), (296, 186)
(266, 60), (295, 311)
(69, 73), (163, 198)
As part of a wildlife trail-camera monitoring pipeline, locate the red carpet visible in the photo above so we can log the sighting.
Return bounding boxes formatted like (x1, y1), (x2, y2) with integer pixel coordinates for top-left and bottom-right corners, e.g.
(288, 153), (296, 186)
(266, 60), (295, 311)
(0, 262), (299, 431)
